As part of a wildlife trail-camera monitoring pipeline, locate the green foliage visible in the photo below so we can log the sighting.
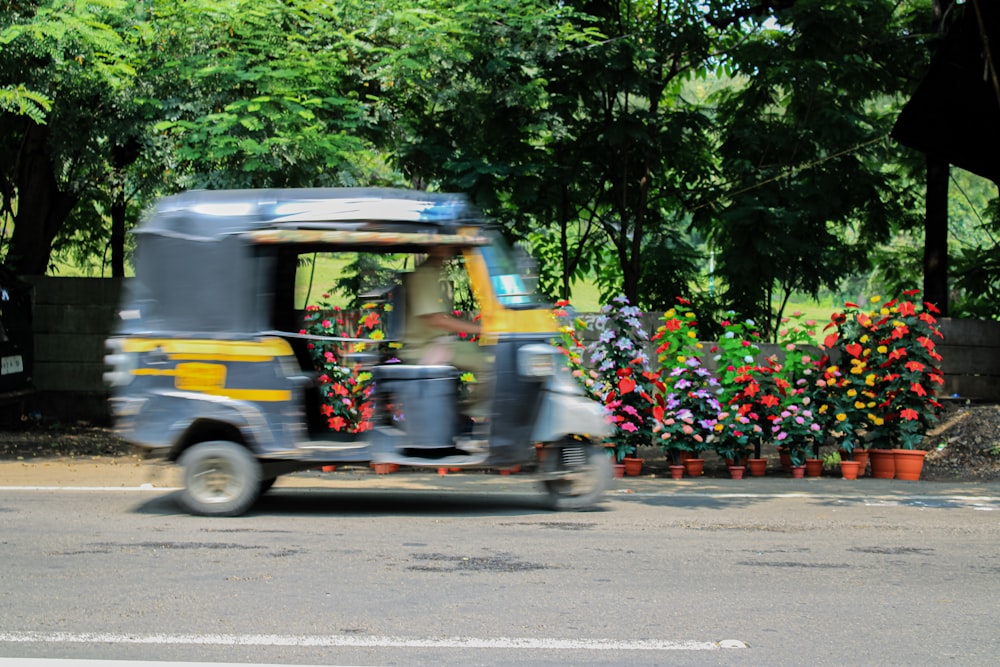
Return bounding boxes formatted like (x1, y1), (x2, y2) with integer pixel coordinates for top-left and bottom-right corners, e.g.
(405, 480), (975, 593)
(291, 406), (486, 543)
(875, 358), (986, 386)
(705, 0), (930, 335)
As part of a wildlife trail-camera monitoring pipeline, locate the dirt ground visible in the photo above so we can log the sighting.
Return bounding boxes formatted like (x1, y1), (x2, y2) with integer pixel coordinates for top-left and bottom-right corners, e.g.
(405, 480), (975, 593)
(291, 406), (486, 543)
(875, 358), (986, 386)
(0, 401), (998, 484)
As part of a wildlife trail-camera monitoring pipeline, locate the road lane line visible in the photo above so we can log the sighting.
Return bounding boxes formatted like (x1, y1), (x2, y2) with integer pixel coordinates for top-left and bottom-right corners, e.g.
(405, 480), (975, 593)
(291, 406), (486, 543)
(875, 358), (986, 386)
(0, 631), (742, 651)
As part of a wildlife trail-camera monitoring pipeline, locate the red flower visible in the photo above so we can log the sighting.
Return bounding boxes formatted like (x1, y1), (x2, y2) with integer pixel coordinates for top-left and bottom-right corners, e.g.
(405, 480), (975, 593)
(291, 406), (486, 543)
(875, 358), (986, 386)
(618, 377), (636, 394)
(845, 343), (863, 358)
(888, 348), (907, 361)
(900, 408), (919, 420)
(910, 383), (927, 397)
(760, 394), (780, 408)
(898, 301), (916, 317)
(904, 361), (925, 373)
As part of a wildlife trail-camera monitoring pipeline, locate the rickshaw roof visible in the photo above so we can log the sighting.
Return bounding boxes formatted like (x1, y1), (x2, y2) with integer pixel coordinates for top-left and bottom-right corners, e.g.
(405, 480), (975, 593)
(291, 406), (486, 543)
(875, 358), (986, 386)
(137, 187), (486, 242)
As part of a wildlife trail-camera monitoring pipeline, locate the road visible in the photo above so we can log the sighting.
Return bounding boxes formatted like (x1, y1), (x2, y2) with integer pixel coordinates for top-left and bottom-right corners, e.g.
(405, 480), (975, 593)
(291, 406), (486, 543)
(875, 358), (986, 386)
(1, 470), (999, 666)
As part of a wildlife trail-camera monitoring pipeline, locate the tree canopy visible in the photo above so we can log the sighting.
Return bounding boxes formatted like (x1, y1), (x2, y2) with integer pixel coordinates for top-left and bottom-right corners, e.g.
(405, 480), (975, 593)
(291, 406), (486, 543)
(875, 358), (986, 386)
(1, 0), (997, 324)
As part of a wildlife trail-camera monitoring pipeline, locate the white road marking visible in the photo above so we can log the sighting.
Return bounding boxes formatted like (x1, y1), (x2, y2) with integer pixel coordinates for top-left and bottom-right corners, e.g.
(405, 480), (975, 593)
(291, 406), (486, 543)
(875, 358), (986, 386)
(2, 660), (332, 667)
(0, 631), (741, 651)
(0, 486), (178, 492)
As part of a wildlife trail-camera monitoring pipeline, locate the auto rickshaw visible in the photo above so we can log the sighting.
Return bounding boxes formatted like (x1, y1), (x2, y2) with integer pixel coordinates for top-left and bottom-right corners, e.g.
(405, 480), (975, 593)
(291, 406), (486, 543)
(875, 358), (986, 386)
(104, 188), (612, 516)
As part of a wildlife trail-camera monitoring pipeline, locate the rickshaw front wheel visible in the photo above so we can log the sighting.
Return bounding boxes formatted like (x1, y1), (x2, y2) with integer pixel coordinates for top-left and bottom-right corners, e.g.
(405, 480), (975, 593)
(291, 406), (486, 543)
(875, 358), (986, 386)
(541, 440), (612, 510)
(177, 440), (261, 517)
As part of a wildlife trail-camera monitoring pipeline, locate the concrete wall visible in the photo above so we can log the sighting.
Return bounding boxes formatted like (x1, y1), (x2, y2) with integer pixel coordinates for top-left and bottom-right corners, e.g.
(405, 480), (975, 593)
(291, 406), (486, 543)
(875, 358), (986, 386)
(24, 276), (123, 424)
(18, 279), (1000, 424)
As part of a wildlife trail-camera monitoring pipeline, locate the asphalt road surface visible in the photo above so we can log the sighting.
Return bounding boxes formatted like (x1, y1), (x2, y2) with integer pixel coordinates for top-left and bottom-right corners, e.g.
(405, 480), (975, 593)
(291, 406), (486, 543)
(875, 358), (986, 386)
(1, 473), (998, 666)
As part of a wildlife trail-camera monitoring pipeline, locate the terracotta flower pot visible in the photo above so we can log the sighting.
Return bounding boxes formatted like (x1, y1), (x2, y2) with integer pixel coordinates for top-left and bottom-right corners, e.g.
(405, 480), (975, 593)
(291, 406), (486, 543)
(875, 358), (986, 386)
(893, 449), (927, 481)
(728, 465), (746, 480)
(790, 465), (806, 479)
(778, 449), (792, 473)
(623, 456), (643, 476)
(805, 459), (823, 477)
(852, 449), (869, 476)
(869, 449), (895, 479)
(683, 458), (705, 477)
(840, 460), (861, 480)
(372, 462), (398, 475)
(612, 463), (626, 478)
(669, 464), (685, 480)
(747, 458), (767, 476)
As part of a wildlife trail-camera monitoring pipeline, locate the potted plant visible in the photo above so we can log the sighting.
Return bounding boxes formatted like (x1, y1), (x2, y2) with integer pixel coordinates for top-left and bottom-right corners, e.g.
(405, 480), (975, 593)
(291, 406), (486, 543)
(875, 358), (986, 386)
(652, 305), (720, 478)
(714, 410), (754, 479)
(823, 293), (945, 480)
(584, 296), (658, 472)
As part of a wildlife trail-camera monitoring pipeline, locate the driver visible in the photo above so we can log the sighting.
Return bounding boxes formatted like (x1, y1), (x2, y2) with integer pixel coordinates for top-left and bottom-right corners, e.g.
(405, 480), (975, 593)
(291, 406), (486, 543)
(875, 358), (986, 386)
(401, 245), (490, 420)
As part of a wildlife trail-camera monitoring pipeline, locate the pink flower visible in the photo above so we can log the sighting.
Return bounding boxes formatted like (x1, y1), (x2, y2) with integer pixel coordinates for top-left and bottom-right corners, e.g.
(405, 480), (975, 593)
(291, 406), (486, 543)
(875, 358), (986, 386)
(621, 422), (638, 433)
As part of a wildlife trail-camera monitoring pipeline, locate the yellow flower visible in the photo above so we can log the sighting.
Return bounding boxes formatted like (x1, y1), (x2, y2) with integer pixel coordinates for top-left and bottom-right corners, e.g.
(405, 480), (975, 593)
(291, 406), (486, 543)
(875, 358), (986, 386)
(877, 345), (888, 354)
(854, 401), (866, 409)
(865, 374), (877, 387)
(695, 342), (703, 349)
(369, 330), (385, 341)
(867, 401), (876, 408)
(836, 413), (847, 422)
(714, 423), (724, 432)
(686, 330), (697, 338)
(665, 309), (676, 318)
(870, 296), (881, 303)
(819, 404), (829, 414)
(847, 388), (857, 397)
(860, 335), (869, 343)
(677, 355), (686, 364)
(870, 415), (884, 426)
(880, 308), (890, 316)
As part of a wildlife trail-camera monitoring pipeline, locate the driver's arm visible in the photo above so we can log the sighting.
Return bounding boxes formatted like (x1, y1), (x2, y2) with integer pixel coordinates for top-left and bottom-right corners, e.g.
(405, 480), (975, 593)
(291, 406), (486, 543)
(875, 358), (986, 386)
(419, 311), (482, 336)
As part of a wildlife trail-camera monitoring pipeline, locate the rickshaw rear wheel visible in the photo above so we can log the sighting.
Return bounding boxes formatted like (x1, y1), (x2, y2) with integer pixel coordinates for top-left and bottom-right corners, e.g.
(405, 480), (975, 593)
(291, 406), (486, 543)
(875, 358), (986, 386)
(541, 439), (612, 510)
(177, 440), (261, 517)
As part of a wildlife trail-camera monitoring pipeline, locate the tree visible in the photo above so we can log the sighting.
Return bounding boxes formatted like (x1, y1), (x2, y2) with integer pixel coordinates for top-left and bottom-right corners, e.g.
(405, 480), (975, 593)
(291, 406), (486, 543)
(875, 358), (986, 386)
(144, 0), (385, 190)
(0, 0), (138, 275)
(706, 0), (928, 336)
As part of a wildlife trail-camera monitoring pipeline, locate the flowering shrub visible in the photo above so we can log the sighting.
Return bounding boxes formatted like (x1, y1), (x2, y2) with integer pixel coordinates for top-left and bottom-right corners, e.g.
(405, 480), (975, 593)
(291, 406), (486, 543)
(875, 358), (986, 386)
(301, 297), (387, 433)
(711, 314), (763, 406)
(557, 290), (946, 469)
(651, 301), (720, 461)
(586, 295), (658, 462)
(553, 300), (602, 401)
(823, 291), (944, 451)
(652, 357), (723, 462)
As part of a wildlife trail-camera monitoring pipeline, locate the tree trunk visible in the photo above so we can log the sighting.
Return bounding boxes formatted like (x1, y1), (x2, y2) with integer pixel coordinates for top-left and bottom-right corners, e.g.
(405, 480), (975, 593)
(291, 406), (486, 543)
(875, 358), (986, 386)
(110, 186), (126, 278)
(923, 154), (949, 315)
(6, 122), (78, 275)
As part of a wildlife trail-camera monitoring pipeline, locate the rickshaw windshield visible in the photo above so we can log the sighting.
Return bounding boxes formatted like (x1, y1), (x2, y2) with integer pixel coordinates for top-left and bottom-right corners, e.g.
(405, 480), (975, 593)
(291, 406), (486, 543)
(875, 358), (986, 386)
(479, 232), (548, 309)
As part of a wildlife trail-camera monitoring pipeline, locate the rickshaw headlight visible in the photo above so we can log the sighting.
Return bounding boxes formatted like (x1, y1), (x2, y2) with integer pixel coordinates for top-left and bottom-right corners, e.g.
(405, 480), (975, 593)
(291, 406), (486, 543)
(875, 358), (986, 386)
(517, 344), (559, 378)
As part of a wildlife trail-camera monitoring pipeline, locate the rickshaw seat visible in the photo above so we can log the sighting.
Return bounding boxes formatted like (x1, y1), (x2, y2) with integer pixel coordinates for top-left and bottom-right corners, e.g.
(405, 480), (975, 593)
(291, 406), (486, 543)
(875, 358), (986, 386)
(373, 364), (457, 381)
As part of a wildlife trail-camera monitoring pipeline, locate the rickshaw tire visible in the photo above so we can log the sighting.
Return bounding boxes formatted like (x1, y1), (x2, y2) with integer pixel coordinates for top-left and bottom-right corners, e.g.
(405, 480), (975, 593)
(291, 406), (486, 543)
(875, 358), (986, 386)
(258, 477), (277, 495)
(177, 440), (262, 517)
(541, 441), (612, 510)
